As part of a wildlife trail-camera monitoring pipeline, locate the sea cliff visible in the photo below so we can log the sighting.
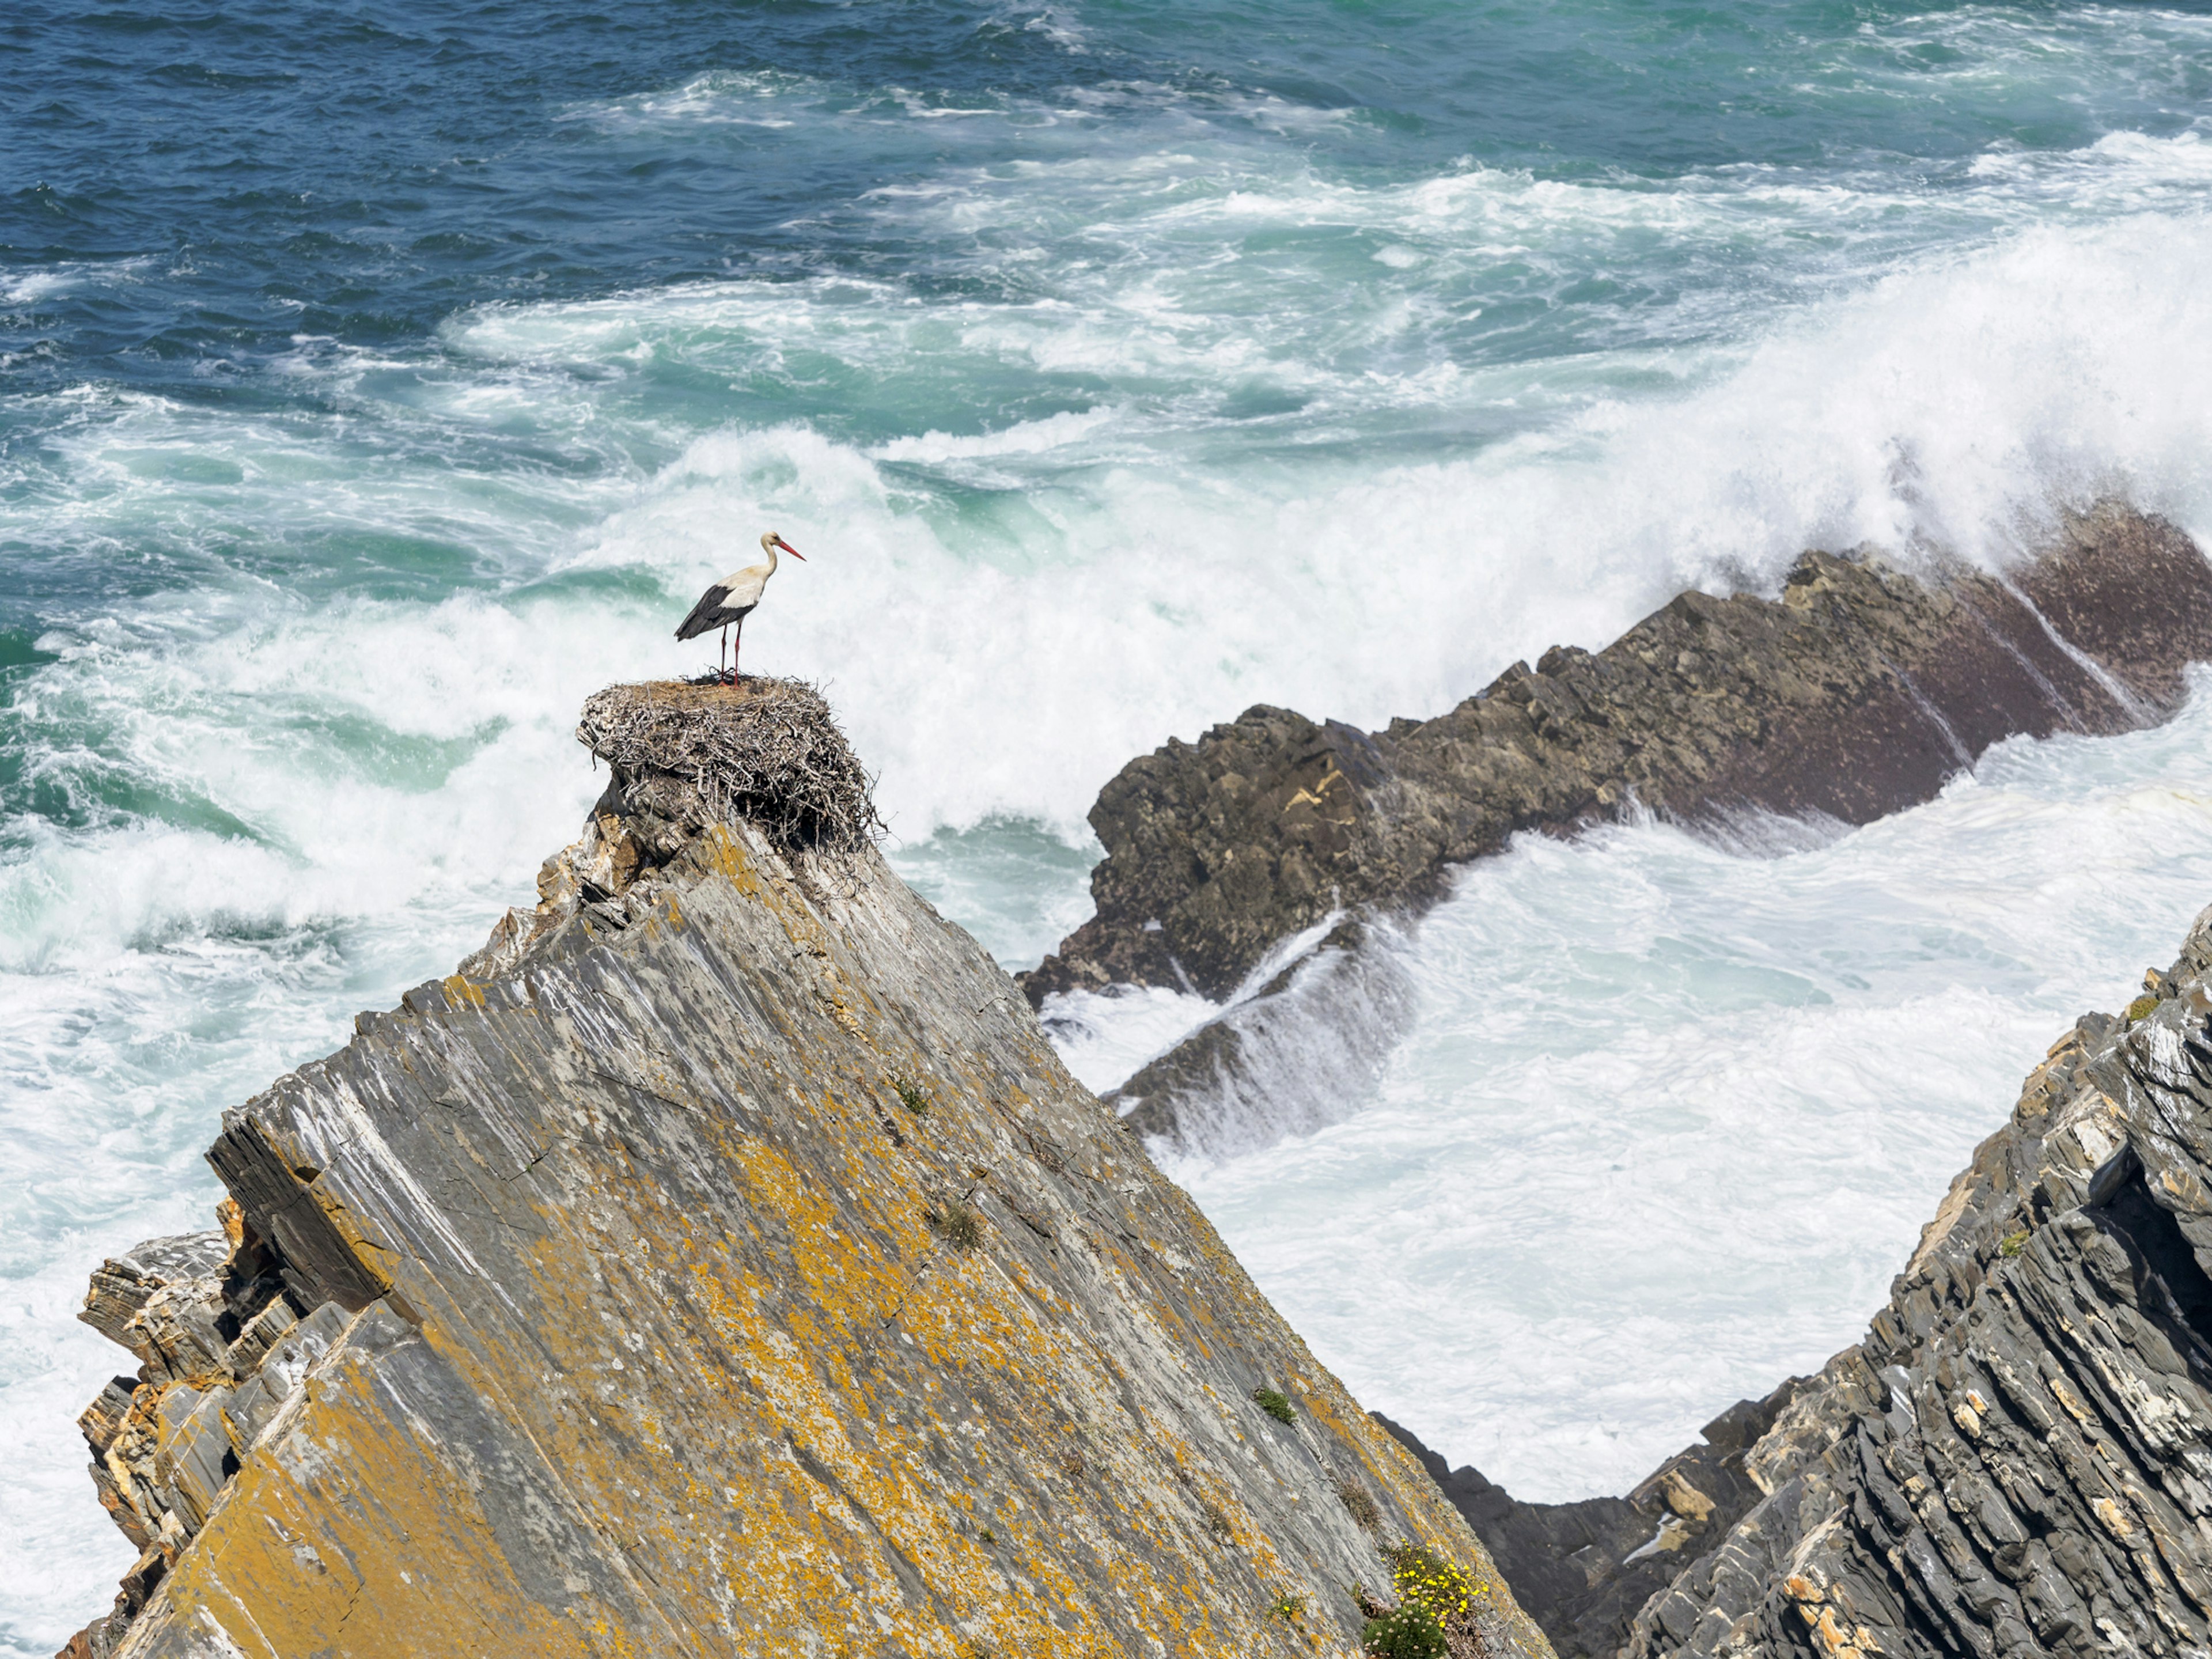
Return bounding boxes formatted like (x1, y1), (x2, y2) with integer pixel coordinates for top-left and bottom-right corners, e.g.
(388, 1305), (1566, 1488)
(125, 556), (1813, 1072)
(56, 515), (2212, 1659)
(58, 679), (1548, 1659)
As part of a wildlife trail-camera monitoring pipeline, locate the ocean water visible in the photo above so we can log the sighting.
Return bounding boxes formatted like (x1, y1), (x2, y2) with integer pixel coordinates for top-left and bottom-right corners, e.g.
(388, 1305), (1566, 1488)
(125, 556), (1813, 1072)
(1175, 695), (2212, 1497)
(6, 0), (2212, 1645)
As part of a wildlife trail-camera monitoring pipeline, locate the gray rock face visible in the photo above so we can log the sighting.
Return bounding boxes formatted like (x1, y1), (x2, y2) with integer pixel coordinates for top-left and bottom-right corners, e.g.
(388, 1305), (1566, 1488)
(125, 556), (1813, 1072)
(1609, 916), (2212, 1659)
(63, 1207), (352, 1659)
(1025, 506), (2212, 1158)
(78, 1232), (236, 1384)
(1377, 1386), (1802, 1659)
(58, 680), (1555, 1659)
(1394, 904), (2212, 1659)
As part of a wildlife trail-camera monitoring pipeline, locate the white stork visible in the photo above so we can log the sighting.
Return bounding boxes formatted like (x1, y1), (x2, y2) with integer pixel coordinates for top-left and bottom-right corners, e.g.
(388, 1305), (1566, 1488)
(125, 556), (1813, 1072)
(675, 531), (805, 683)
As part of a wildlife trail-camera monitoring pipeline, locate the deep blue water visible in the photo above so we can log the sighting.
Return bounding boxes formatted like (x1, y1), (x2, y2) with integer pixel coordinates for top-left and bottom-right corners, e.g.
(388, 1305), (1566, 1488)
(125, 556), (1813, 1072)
(6, 0), (2212, 1645)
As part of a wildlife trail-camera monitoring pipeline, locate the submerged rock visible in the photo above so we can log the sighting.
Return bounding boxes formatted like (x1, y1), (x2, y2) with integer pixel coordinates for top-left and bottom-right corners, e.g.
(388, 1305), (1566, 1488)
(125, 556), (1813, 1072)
(1395, 901), (2212, 1659)
(1026, 505), (2212, 1158)
(57, 678), (1551, 1659)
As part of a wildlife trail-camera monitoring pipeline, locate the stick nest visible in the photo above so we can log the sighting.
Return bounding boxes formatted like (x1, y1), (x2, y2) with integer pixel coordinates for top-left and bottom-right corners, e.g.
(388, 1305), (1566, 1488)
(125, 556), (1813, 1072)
(577, 678), (883, 854)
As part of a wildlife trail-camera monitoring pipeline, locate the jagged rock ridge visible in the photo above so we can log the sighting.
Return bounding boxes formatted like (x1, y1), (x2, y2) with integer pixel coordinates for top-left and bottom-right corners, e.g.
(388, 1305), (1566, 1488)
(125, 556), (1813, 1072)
(1392, 903), (2212, 1659)
(58, 677), (1553, 1659)
(1024, 505), (2212, 1159)
(1376, 1384), (1802, 1659)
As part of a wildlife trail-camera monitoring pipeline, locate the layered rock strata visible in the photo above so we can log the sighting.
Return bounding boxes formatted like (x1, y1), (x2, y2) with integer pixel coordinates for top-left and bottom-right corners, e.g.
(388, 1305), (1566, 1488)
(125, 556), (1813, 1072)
(1023, 505), (2212, 1158)
(1395, 902), (2212, 1659)
(59, 678), (1551, 1659)
(1376, 1385), (1800, 1659)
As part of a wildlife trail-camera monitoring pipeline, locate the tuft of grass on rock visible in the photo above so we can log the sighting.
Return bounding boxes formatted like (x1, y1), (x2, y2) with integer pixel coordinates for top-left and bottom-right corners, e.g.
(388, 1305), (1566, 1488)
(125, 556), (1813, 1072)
(1336, 1475), (1382, 1531)
(1270, 1593), (1305, 1624)
(2000, 1229), (2030, 1258)
(1252, 1387), (1296, 1425)
(2127, 993), (2161, 1024)
(929, 1198), (984, 1252)
(892, 1073), (933, 1117)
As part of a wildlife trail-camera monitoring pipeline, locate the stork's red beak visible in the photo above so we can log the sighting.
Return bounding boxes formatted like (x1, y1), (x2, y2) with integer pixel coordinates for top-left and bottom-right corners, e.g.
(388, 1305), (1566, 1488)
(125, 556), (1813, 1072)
(775, 536), (804, 559)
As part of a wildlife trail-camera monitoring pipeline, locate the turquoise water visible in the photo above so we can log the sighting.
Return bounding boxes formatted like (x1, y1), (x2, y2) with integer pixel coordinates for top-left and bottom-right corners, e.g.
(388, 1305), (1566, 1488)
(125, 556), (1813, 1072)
(7, 0), (2212, 1645)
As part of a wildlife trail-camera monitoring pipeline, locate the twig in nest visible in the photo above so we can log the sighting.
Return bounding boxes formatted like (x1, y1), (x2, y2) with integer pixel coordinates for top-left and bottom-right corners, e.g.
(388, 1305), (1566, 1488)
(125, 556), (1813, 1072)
(577, 677), (885, 854)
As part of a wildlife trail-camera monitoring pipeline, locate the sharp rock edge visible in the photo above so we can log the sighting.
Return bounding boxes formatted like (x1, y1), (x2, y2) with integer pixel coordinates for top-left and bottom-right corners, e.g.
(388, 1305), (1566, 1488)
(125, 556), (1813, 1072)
(56, 679), (1552, 1659)
(1027, 503), (2212, 1163)
(1391, 899), (2212, 1659)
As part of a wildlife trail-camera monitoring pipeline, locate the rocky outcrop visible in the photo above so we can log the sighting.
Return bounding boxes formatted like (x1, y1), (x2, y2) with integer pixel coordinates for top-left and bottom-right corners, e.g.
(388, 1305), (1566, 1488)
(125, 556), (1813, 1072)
(1376, 1386), (1801, 1659)
(1389, 902), (2212, 1659)
(1613, 912), (2212, 1659)
(1024, 505), (2212, 1158)
(58, 678), (1554, 1659)
(65, 1216), (357, 1658)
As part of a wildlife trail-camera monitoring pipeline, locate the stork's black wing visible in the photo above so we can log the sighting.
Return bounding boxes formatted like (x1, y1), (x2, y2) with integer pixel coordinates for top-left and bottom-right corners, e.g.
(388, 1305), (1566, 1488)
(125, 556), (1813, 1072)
(674, 585), (732, 641)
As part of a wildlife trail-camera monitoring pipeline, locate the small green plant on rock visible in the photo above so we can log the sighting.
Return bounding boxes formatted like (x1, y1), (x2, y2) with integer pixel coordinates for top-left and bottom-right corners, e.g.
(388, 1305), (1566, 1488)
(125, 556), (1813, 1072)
(1270, 1592), (1305, 1624)
(1355, 1544), (1487, 1659)
(2127, 993), (2161, 1024)
(925, 1198), (984, 1251)
(1252, 1387), (1296, 1424)
(892, 1073), (934, 1116)
(1363, 1606), (1446, 1659)
(2000, 1229), (2030, 1258)
(1382, 1541), (1485, 1623)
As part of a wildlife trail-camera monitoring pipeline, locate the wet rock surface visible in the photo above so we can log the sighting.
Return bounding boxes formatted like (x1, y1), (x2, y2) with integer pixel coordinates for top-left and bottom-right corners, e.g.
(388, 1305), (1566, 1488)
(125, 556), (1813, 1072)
(58, 680), (1553, 1659)
(1395, 902), (2212, 1659)
(1024, 506), (2212, 1157)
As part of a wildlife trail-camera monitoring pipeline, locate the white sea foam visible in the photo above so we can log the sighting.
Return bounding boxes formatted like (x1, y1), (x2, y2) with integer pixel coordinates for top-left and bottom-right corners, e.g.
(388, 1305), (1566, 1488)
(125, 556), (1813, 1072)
(1, 272), (73, 307)
(1130, 925), (1423, 1161)
(1176, 683), (2212, 1501)
(1041, 907), (1367, 1098)
(1010, 4), (1092, 53)
(0, 257), (158, 311)
(429, 202), (2212, 848)
(870, 407), (1117, 463)
(575, 69), (823, 129)
(1047, 983), (1218, 1093)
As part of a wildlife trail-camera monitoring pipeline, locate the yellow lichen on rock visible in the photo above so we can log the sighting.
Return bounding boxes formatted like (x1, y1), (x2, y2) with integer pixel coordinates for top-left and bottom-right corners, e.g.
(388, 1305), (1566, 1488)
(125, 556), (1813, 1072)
(66, 687), (1552, 1659)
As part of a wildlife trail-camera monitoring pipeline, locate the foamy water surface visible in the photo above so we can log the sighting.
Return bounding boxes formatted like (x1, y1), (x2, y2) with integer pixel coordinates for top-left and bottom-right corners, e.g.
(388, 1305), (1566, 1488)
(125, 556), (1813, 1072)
(1174, 694), (2212, 1498)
